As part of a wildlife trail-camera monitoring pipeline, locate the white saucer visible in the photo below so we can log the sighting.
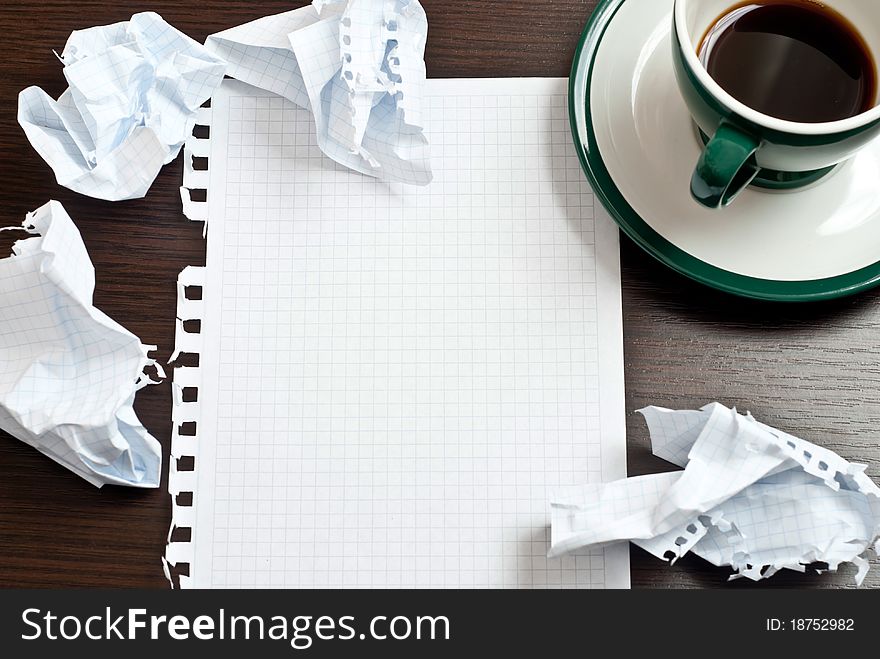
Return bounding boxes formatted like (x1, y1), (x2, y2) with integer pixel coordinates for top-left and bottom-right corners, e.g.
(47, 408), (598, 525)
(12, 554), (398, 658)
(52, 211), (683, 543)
(571, 0), (880, 301)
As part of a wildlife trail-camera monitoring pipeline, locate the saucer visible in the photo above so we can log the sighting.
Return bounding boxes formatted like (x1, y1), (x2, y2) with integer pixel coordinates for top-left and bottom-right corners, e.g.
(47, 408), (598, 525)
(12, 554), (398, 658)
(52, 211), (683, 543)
(571, 0), (880, 301)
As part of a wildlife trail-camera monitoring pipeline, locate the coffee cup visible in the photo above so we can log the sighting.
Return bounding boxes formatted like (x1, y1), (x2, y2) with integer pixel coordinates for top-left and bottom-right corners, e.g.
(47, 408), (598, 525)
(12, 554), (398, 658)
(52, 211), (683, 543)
(673, 0), (880, 208)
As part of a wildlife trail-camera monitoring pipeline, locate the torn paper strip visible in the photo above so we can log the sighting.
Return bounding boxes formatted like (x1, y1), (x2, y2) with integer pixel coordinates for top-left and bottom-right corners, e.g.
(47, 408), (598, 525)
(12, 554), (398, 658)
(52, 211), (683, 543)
(0, 201), (162, 487)
(550, 403), (880, 585)
(18, 12), (226, 201)
(163, 266), (207, 588)
(205, 0), (432, 184)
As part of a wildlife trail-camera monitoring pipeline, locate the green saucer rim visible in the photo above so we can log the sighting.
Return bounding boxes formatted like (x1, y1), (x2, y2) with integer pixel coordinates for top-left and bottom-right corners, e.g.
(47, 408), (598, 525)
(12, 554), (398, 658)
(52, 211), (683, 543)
(570, 0), (880, 302)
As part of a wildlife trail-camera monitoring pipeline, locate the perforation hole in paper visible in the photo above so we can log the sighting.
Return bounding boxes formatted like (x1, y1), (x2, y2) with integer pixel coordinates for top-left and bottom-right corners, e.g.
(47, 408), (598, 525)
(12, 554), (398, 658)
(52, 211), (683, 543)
(177, 455), (195, 472)
(184, 285), (203, 301)
(178, 421), (197, 437)
(174, 352), (200, 368)
(170, 526), (192, 543)
(182, 319), (201, 334)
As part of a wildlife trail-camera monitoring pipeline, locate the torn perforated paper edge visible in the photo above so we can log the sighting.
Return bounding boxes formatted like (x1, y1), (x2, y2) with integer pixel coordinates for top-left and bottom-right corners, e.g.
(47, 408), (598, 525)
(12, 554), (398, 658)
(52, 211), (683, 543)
(163, 265), (206, 587)
(204, 0), (432, 185)
(550, 403), (880, 585)
(0, 201), (163, 487)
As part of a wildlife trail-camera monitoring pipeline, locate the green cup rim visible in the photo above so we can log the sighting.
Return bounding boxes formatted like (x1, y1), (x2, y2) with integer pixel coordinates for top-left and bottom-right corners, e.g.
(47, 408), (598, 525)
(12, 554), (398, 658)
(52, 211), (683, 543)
(570, 0), (880, 302)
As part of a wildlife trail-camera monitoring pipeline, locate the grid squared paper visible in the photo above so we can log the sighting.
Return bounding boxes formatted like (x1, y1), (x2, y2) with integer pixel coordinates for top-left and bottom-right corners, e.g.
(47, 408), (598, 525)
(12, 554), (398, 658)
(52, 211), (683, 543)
(551, 404), (880, 584)
(206, 11), (316, 109)
(205, 5), (432, 185)
(180, 78), (628, 589)
(18, 12), (225, 201)
(0, 202), (160, 487)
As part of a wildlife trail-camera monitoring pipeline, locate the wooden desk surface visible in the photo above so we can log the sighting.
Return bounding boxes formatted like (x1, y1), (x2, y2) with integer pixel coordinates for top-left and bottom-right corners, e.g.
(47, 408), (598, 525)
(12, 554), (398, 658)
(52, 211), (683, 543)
(1, 0), (877, 589)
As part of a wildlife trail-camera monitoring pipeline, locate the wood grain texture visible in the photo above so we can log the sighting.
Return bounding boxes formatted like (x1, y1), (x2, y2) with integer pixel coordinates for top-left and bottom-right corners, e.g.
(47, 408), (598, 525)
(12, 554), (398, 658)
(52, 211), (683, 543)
(0, 0), (877, 589)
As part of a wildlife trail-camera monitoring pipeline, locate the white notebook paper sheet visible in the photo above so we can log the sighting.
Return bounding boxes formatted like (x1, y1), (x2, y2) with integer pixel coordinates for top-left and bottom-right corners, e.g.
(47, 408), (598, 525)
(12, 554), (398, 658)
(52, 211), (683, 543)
(166, 78), (629, 588)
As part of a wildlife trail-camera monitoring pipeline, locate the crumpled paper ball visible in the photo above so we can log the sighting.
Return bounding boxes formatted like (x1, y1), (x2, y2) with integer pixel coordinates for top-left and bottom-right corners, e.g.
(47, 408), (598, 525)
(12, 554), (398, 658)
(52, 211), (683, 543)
(206, 0), (431, 185)
(18, 12), (226, 201)
(551, 403), (880, 585)
(0, 201), (162, 486)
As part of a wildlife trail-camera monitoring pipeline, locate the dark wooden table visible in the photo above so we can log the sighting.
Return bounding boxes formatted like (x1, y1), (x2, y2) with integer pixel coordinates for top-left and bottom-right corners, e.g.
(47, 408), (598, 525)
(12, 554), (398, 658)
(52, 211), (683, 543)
(1, 0), (877, 589)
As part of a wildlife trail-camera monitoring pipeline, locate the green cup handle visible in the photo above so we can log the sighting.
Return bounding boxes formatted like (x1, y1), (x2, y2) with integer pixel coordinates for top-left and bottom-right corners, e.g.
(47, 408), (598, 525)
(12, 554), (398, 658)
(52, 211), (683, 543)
(691, 123), (761, 209)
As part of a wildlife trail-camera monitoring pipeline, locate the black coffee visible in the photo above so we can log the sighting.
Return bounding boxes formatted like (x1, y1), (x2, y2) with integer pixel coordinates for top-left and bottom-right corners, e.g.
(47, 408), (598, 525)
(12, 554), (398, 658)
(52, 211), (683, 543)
(699, 0), (877, 123)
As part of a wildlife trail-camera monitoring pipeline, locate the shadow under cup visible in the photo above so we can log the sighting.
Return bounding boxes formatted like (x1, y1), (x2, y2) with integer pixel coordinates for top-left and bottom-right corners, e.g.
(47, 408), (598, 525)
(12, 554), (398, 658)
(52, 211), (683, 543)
(673, 0), (880, 208)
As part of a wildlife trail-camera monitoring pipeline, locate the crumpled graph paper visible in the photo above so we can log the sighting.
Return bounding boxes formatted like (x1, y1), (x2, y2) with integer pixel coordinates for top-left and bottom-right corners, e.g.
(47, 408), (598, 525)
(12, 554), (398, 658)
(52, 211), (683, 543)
(205, 0), (432, 185)
(550, 403), (880, 585)
(0, 201), (162, 487)
(18, 12), (226, 201)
